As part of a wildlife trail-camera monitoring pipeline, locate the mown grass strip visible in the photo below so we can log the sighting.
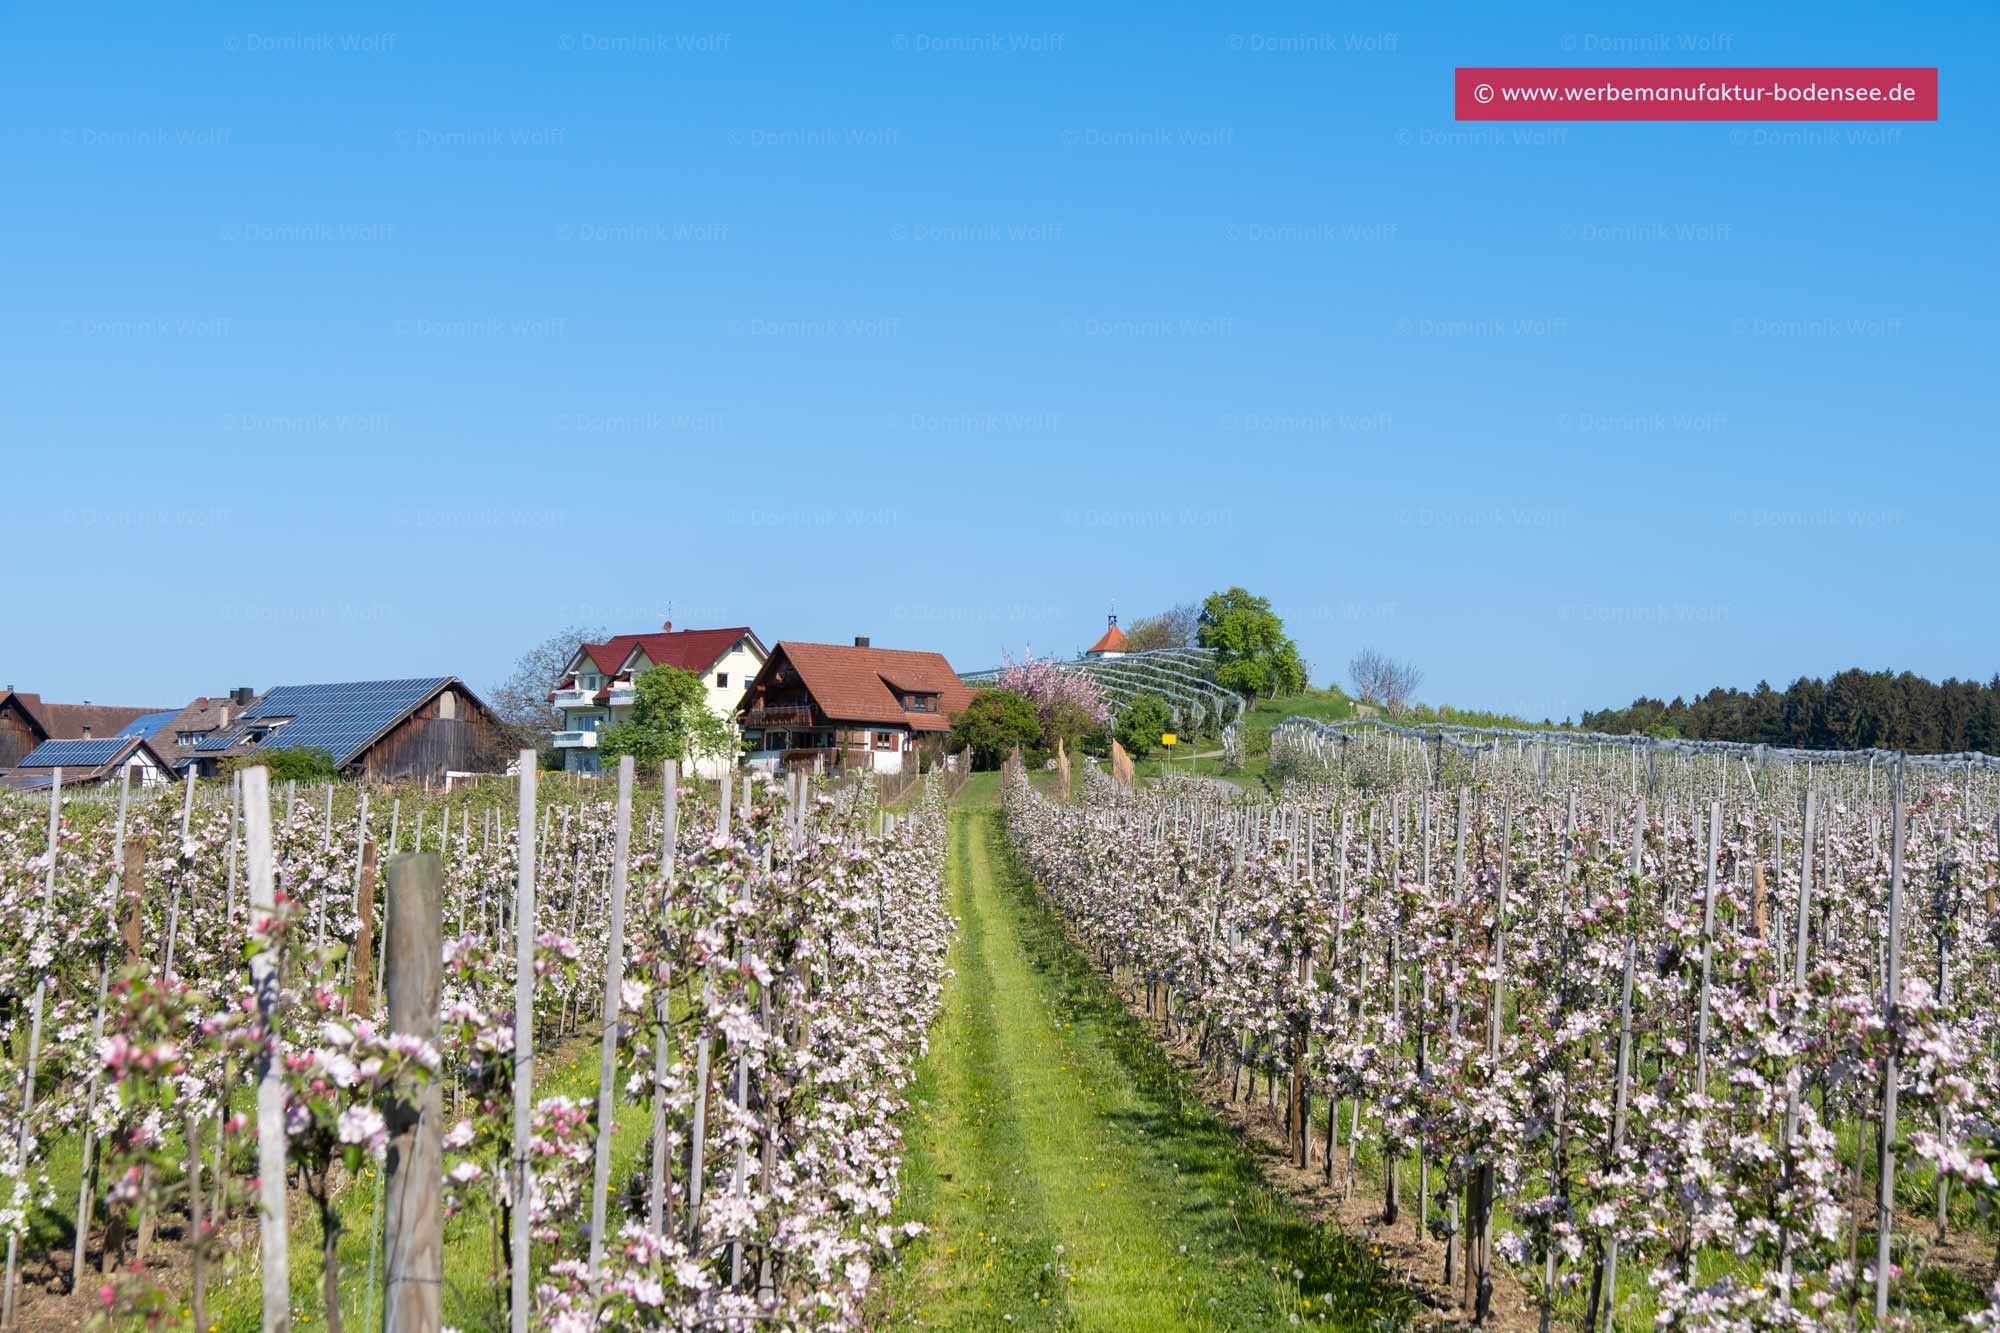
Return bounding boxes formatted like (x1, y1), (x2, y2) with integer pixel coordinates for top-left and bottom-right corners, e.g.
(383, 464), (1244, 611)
(882, 807), (1416, 1331)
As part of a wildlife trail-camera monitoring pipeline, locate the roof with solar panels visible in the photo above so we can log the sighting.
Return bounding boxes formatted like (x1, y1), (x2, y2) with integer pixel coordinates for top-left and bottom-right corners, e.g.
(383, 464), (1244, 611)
(190, 676), (481, 768)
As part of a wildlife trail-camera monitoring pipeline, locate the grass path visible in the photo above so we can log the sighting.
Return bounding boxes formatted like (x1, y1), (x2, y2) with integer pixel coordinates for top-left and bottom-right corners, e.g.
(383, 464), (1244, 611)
(877, 796), (1413, 1331)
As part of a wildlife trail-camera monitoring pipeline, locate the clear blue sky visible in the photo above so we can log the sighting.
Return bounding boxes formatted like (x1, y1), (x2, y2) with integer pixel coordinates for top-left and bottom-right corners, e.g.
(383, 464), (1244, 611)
(4, 2), (1988, 721)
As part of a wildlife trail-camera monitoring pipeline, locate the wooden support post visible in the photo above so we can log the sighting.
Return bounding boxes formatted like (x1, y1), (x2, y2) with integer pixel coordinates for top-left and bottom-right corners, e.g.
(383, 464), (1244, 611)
(243, 767), (291, 1333)
(382, 852), (444, 1333)
(588, 757), (635, 1273)
(351, 838), (379, 1017)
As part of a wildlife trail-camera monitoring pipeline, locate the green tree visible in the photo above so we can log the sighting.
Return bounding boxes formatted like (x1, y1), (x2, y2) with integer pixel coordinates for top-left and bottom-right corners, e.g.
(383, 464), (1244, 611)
(949, 689), (1042, 771)
(1113, 693), (1173, 760)
(1036, 696), (1102, 761)
(225, 746), (338, 782)
(598, 666), (735, 770)
(1196, 587), (1307, 703)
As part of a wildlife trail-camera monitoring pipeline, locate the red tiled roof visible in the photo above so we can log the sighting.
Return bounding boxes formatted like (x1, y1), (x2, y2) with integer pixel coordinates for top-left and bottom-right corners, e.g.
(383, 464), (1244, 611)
(1087, 621), (1128, 654)
(2, 692), (170, 741)
(773, 642), (975, 733)
(576, 627), (759, 678)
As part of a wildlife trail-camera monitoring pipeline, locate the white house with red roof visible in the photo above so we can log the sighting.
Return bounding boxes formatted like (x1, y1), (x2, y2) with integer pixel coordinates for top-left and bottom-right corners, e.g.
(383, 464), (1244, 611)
(548, 622), (767, 776)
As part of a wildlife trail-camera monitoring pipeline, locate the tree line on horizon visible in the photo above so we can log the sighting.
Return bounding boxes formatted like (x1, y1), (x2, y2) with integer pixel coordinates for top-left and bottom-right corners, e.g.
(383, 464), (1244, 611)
(1580, 667), (2000, 755)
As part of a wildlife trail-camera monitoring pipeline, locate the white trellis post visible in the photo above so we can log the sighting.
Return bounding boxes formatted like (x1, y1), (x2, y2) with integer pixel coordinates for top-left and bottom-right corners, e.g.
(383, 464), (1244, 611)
(511, 753), (537, 1333)
(1597, 801), (1643, 1333)
(649, 759), (679, 1233)
(243, 766), (290, 1333)
(588, 757), (635, 1272)
(162, 765), (197, 977)
(2, 768), (65, 1324)
(1874, 777), (1905, 1322)
(71, 766), (134, 1293)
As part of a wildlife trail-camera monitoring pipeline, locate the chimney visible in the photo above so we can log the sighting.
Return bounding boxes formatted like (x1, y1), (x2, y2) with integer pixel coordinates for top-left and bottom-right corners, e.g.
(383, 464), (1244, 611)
(662, 620), (673, 633)
(220, 706), (230, 727)
(234, 686), (254, 706)
(854, 635), (870, 648)
(81, 724), (92, 739)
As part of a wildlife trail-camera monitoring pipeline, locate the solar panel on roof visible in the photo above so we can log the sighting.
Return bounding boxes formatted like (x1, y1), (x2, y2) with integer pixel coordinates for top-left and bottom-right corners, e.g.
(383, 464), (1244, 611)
(20, 738), (128, 767)
(228, 678), (451, 766)
(116, 710), (179, 739)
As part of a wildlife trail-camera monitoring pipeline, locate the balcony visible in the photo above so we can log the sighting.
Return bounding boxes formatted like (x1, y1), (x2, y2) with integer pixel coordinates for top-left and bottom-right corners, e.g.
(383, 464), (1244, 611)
(743, 704), (813, 728)
(552, 730), (599, 749)
(607, 682), (637, 708)
(551, 688), (596, 711)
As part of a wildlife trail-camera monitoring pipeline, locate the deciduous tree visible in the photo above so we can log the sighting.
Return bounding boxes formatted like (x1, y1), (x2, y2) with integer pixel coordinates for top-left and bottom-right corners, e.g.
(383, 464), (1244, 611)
(1196, 587), (1306, 702)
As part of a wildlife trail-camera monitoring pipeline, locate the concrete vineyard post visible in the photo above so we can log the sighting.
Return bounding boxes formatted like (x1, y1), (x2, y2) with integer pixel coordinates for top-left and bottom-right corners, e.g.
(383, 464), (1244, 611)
(2, 768), (63, 1324)
(649, 759), (678, 1234)
(1874, 778), (1905, 1323)
(71, 766), (133, 1293)
(511, 753), (537, 1333)
(1694, 802), (1720, 1092)
(163, 764), (196, 977)
(1596, 800), (1643, 1333)
(244, 766), (291, 1333)
(588, 756), (635, 1273)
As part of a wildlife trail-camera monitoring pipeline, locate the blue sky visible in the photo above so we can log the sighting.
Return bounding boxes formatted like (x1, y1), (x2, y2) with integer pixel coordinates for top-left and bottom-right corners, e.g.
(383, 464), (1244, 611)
(3, 2), (1988, 721)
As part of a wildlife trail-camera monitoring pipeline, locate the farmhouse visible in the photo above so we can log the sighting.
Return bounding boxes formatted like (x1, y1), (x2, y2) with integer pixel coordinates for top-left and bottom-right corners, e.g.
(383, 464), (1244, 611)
(548, 623), (767, 778)
(180, 677), (508, 784)
(738, 638), (974, 774)
(0, 690), (170, 767)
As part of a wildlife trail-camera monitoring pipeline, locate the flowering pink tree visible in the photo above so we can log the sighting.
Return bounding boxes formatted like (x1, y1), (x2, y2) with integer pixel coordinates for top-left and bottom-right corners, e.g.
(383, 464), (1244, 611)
(996, 652), (1111, 741)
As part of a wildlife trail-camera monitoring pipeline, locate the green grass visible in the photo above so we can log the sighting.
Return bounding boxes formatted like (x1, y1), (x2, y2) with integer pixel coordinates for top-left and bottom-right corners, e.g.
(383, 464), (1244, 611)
(876, 806), (1415, 1330)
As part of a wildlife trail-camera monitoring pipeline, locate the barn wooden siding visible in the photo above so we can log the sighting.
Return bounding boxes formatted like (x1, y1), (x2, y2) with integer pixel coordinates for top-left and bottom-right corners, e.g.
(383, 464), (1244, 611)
(0, 702), (41, 768)
(347, 686), (509, 784)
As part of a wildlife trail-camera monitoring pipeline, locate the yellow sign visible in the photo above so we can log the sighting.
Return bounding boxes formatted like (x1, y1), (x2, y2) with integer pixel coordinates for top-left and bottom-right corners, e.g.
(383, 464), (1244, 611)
(1161, 733), (1177, 746)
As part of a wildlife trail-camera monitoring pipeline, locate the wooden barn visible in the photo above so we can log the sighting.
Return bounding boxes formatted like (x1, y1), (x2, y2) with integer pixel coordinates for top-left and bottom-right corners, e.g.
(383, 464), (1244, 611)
(184, 677), (510, 784)
(0, 691), (170, 767)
